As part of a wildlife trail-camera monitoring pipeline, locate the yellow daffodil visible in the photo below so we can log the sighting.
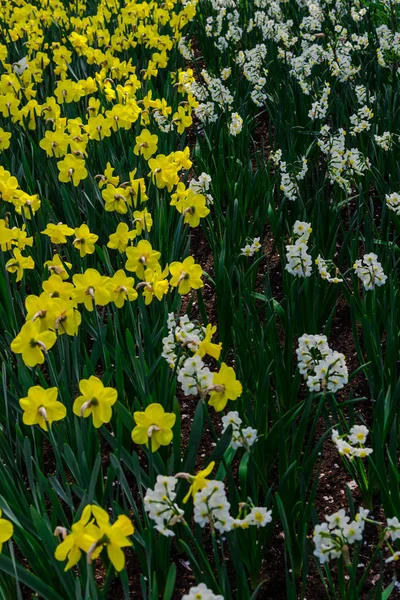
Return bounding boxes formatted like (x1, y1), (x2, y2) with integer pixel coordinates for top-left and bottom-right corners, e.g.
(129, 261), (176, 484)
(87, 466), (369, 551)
(0, 510), (13, 552)
(53, 300), (82, 336)
(132, 403), (176, 452)
(169, 256), (203, 295)
(0, 218), (15, 251)
(108, 269), (138, 308)
(133, 208), (153, 235)
(19, 386), (66, 431)
(72, 268), (110, 311)
(11, 320), (56, 367)
(125, 239), (161, 280)
(138, 265), (169, 304)
(86, 506), (134, 572)
(0, 127), (11, 151)
(73, 224), (98, 257)
(57, 153), (88, 186)
(73, 376), (117, 428)
(107, 222), (137, 252)
(41, 222), (75, 244)
(25, 292), (58, 332)
(42, 274), (74, 300)
(208, 363), (242, 412)
(172, 105), (192, 134)
(6, 248), (34, 282)
(133, 129), (158, 160)
(101, 184), (129, 214)
(44, 254), (72, 280)
(195, 324), (222, 360)
(180, 462), (215, 503)
(54, 505), (101, 571)
(39, 130), (70, 158)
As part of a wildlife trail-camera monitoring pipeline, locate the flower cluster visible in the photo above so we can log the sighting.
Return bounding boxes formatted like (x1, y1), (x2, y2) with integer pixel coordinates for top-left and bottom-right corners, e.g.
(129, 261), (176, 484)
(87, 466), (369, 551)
(221, 411), (258, 450)
(296, 334), (348, 393)
(54, 505), (134, 572)
(229, 112), (243, 136)
(285, 221), (312, 278)
(182, 583), (223, 600)
(315, 255), (343, 284)
(353, 253), (387, 290)
(332, 426), (373, 459)
(240, 237), (261, 257)
(386, 192), (400, 216)
(144, 476), (184, 537)
(162, 315), (241, 411)
(313, 507), (369, 564)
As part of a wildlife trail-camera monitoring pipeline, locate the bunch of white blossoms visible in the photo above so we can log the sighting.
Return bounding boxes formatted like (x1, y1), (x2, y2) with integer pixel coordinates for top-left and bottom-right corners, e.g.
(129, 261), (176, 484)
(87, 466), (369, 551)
(285, 221), (313, 278)
(313, 507), (369, 564)
(221, 411), (258, 450)
(353, 252), (387, 290)
(194, 480), (272, 533)
(315, 255), (343, 284)
(308, 81), (331, 120)
(229, 112), (243, 136)
(144, 476), (184, 537)
(332, 425), (373, 459)
(177, 354), (213, 396)
(194, 480), (233, 532)
(189, 172), (213, 205)
(375, 131), (393, 151)
(182, 583), (223, 600)
(386, 192), (400, 215)
(296, 334), (348, 393)
(240, 237), (261, 257)
(349, 105), (374, 135)
(162, 315), (222, 397)
(162, 314), (203, 368)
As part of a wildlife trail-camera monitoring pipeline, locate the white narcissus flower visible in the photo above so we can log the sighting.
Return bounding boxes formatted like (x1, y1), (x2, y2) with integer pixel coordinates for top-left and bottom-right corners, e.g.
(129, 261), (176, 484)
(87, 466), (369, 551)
(353, 252), (387, 290)
(386, 192), (400, 215)
(297, 334), (348, 393)
(182, 583), (224, 600)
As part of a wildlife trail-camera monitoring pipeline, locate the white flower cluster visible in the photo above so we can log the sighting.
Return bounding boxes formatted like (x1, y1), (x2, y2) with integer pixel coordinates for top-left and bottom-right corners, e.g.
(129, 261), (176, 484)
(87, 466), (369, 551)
(178, 355), (213, 396)
(315, 255), (343, 284)
(375, 131), (393, 151)
(376, 24), (400, 69)
(308, 82), (330, 120)
(296, 334), (348, 393)
(190, 69), (234, 124)
(189, 172), (213, 205)
(240, 237), (261, 257)
(386, 517), (400, 542)
(318, 127), (369, 192)
(270, 150), (309, 202)
(350, 105), (374, 135)
(182, 583), (223, 600)
(229, 112), (243, 136)
(353, 252), (387, 290)
(295, 157), (308, 181)
(221, 411), (258, 450)
(236, 45), (268, 106)
(313, 507), (369, 564)
(332, 426), (373, 459)
(153, 110), (174, 133)
(194, 480), (233, 532)
(178, 36), (194, 60)
(385, 192), (400, 215)
(285, 221), (312, 278)
(162, 315), (221, 397)
(144, 476), (184, 537)
(194, 480), (272, 532)
(354, 85), (374, 105)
